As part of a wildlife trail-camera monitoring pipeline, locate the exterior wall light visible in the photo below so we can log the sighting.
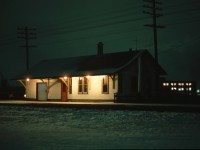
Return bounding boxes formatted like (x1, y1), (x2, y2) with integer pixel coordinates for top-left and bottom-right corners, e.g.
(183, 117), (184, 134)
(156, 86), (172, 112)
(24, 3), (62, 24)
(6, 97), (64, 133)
(26, 78), (30, 82)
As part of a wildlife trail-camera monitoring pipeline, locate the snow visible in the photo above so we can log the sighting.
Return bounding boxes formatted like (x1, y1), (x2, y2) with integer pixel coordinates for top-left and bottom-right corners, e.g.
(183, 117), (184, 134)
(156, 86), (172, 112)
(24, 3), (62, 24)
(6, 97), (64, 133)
(0, 105), (200, 149)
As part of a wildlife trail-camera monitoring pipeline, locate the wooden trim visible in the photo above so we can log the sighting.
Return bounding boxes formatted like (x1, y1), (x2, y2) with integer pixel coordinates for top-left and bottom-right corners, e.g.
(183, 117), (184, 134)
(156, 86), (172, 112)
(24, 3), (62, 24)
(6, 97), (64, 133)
(18, 80), (26, 89)
(109, 74), (116, 89)
(59, 77), (69, 88)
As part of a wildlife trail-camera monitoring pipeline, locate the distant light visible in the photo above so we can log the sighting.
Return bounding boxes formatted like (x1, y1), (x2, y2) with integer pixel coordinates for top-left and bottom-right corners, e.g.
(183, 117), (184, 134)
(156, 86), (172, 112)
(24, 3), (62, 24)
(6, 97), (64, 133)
(197, 89), (200, 95)
(26, 78), (30, 82)
(24, 94), (26, 98)
(163, 83), (169, 86)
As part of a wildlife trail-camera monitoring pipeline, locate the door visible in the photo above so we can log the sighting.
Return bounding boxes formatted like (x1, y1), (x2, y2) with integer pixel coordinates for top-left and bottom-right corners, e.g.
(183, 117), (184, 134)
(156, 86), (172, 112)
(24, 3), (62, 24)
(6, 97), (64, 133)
(61, 82), (68, 101)
(37, 83), (48, 100)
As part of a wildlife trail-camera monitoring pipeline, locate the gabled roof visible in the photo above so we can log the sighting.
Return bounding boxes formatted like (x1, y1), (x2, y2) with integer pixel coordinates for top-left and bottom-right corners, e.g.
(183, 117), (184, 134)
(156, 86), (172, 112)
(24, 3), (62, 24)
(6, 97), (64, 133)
(14, 50), (166, 79)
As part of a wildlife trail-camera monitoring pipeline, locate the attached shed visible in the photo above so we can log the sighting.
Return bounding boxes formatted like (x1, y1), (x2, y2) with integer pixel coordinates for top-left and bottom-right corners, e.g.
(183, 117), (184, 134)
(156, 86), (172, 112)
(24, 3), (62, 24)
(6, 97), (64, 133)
(15, 42), (166, 102)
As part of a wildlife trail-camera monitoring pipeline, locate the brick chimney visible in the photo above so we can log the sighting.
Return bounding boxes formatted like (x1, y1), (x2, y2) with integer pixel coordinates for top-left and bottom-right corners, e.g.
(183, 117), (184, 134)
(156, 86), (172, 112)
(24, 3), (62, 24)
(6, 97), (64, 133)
(97, 42), (103, 55)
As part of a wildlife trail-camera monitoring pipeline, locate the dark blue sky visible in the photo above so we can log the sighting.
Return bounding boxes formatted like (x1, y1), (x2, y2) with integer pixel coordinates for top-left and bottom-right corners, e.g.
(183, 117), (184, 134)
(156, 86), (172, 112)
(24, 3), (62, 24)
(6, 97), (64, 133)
(1, 0), (200, 87)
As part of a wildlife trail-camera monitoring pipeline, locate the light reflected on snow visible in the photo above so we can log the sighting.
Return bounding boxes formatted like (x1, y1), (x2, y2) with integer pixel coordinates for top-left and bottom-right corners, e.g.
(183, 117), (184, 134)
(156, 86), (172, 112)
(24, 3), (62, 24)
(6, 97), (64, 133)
(0, 105), (200, 149)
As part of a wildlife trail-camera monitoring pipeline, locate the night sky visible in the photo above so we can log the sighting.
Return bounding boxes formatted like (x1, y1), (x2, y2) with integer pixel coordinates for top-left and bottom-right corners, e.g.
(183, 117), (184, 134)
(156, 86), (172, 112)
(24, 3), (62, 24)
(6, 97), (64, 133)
(0, 0), (200, 88)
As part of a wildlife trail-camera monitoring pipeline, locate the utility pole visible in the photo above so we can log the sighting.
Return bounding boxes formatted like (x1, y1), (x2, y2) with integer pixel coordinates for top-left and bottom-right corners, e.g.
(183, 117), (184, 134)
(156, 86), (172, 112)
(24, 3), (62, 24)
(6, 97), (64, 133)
(134, 37), (138, 50)
(143, 0), (165, 97)
(17, 26), (36, 71)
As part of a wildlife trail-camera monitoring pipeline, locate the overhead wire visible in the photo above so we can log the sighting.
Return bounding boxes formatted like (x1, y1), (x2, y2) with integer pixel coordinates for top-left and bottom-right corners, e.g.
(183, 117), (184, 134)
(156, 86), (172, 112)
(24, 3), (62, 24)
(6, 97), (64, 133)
(1, 1), (200, 49)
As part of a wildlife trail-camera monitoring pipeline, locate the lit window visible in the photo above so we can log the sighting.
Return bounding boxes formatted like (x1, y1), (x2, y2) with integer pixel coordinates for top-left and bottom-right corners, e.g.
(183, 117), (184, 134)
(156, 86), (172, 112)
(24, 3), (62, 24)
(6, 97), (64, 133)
(174, 83), (177, 86)
(182, 83), (184, 86)
(189, 83), (192, 86)
(171, 87), (174, 90)
(102, 76), (109, 94)
(174, 87), (177, 90)
(171, 83), (173, 86)
(186, 83), (188, 86)
(78, 77), (88, 94)
(163, 83), (166, 86)
(178, 88), (182, 91)
(189, 87), (192, 91)
(178, 83), (181, 86)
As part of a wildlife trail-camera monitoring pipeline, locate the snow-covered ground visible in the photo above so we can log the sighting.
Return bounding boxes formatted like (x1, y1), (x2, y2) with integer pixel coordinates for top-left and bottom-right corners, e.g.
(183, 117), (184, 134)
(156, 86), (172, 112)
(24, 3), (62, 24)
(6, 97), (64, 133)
(0, 105), (200, 149)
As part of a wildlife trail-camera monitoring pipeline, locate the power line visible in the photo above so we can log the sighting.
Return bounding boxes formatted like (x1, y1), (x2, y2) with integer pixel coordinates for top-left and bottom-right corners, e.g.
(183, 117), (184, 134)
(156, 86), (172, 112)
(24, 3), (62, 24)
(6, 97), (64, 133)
(37, 4), (142, 30)
(164, 0), (200, 9)
(38, 16), (149, 39)
(165, 7), (200, 16)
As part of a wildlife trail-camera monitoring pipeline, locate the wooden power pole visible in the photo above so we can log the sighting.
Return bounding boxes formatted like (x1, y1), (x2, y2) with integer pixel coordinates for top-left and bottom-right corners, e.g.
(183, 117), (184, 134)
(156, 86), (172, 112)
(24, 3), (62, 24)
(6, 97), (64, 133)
(143, 0), (165, 96)
(17, 26), (36, 71)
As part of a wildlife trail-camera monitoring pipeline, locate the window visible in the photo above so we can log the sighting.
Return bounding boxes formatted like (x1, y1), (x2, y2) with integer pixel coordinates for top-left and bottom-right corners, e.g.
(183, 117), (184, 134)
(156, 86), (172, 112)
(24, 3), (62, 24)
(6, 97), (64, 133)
(78, 77), (88, 94)
(102, 76), (109, 94)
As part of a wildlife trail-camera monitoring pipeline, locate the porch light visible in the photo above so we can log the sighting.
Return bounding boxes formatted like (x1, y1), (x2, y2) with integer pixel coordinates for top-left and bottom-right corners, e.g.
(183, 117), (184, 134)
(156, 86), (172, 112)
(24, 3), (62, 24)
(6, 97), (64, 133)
(24, 94), (26, 98)
(86, 75), (90, 79)
(64, 76), (67, 80)
(26, 78), (30, 82)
